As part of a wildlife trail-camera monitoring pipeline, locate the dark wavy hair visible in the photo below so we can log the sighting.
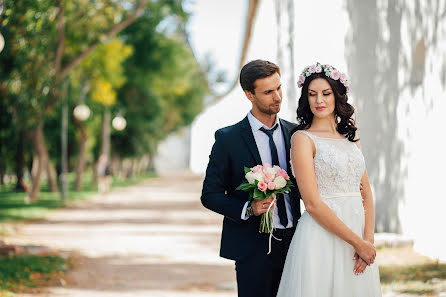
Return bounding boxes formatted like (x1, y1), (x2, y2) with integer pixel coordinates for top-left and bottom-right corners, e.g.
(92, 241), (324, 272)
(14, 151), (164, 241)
(290, 72), (358, 142)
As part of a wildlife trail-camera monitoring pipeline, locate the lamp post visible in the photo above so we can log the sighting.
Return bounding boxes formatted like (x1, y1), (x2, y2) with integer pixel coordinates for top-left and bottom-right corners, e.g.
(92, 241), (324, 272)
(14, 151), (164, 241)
(61, 82), (69, 201)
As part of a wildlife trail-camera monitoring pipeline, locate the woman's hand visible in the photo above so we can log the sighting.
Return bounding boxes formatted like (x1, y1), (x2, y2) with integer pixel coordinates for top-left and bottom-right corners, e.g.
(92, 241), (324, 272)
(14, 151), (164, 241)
(353, 253), (368, 275)
(354, 239), (376, 265)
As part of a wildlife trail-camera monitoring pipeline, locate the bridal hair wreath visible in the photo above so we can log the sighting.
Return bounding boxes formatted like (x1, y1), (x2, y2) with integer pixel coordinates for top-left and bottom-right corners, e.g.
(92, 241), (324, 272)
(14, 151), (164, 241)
(297, 62), (351, 93)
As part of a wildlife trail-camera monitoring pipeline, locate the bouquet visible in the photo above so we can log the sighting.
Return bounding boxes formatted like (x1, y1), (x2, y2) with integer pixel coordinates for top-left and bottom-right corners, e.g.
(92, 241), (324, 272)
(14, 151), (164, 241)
(236, 163), (293, 233)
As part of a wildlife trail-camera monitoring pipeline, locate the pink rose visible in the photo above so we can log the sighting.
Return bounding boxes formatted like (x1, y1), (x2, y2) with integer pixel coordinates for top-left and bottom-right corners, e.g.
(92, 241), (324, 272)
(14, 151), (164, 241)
(267, 182), (276, 191)
(309, 65), (316, 73)
(331, 70), (340, 80)
(263, 163), (272, 169)
(340, 73), (346, 81)
(258, 181), (267, 192)
(252, 165), (263, 174)
(264, 172), (273, 183)
(278, 169), (289, 180)
(315, 65), (322, 73)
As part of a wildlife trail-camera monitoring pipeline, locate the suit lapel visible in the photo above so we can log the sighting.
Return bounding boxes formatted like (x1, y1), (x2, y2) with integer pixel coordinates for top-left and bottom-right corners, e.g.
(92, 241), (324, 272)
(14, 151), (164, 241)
(240, 116), (262, 165)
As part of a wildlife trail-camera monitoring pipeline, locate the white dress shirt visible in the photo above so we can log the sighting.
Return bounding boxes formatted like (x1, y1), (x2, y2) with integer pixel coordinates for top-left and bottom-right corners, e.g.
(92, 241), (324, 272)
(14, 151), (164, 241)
(241, 111), (294, 229)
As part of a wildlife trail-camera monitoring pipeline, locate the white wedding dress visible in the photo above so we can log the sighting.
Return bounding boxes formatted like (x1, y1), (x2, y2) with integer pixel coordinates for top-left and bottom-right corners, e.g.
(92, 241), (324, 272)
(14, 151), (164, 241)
(277, 130), (382, 297)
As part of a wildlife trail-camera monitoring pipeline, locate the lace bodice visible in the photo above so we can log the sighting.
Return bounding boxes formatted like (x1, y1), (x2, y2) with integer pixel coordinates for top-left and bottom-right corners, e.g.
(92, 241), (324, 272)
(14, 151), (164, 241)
(291, 130), (365, 197)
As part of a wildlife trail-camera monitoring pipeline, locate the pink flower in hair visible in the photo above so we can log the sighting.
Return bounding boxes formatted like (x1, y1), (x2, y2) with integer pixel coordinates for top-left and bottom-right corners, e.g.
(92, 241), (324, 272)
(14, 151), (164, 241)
(309, 65), (316, 73)
(340, 73), (346, 83)
(315, 65), (322, 73)
(330, 70), (340, 80)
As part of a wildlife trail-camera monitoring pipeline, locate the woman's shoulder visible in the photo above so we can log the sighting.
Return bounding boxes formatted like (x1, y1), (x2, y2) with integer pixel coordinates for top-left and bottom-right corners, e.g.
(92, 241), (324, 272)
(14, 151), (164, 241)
(291, 129), (315, 146)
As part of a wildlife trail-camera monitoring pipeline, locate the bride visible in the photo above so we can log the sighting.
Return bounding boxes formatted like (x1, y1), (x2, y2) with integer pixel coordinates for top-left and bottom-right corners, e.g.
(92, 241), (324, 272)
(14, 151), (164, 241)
(277, 63), (382, 297)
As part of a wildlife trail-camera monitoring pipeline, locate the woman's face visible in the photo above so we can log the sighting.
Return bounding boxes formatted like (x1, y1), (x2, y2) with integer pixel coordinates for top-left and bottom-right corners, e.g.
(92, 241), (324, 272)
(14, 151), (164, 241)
(307, 78), (336, 119)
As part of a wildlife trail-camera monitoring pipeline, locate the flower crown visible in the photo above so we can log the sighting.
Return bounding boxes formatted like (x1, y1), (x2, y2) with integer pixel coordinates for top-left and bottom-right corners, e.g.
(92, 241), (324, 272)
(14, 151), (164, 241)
(297, 62), (351, 93)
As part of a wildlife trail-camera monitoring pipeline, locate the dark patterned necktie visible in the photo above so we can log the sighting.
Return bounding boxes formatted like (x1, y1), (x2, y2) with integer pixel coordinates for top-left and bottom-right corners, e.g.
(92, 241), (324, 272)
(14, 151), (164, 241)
(259, 124), (288, 227)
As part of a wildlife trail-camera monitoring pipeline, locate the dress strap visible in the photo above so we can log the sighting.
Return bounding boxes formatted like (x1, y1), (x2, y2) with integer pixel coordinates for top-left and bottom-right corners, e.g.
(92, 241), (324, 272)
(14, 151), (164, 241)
(294, 130), (316, 141)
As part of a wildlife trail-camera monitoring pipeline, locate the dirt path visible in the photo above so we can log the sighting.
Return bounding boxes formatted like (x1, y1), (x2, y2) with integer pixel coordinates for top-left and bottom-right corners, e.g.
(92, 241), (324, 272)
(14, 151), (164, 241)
(10, 174), (236, 297)
(6, 174), (425, 297)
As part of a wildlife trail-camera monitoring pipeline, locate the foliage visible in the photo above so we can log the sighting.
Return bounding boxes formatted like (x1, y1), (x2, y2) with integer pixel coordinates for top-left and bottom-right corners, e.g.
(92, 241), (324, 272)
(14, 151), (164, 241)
(0, 171), (156, 222)
(0, 0), (208, 189)
(0, 254), (67, 291)
(0, 0), (57, 129)
(113, 4), (208, 157)
(380, 261), (446, 295)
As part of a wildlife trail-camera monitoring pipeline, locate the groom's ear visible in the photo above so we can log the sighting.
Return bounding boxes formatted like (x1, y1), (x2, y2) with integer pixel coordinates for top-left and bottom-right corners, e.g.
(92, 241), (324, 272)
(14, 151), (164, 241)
(244, 90), (255, 102)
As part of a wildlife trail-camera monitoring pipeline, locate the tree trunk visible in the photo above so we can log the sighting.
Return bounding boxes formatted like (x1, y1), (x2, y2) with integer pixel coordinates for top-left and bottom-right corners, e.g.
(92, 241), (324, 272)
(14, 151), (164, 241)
(14, 129), (26, 192)
(46, 161), (59, 192)
(29, 124), (49, 201)
(74, 117), (87, 190)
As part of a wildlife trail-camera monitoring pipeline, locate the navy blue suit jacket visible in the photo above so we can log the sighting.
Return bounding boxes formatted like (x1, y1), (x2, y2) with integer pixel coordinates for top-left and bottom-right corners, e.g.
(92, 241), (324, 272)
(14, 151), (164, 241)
(201, 116), (301, 261)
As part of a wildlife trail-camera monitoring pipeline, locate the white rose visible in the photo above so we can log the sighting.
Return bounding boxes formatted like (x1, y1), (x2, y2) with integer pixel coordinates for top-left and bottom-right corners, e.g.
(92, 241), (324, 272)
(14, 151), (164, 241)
(245, 171), (256, 184)
(253, 172), (264, 182)
(265, 167), (277, 177)
(273, 176), (287, 189)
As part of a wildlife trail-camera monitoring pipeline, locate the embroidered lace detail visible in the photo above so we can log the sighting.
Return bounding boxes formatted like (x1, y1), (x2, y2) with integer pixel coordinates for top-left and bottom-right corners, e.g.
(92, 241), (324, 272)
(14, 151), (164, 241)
(290, 130), (365, 197)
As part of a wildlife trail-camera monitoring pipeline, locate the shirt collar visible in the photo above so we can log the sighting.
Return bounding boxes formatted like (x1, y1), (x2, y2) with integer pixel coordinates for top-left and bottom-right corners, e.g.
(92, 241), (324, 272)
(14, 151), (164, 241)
(247, 111), (280, 131)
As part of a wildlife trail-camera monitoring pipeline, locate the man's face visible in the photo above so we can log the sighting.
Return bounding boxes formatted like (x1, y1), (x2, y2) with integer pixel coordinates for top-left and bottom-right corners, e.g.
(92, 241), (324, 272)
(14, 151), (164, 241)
(245, 72), (282, 115)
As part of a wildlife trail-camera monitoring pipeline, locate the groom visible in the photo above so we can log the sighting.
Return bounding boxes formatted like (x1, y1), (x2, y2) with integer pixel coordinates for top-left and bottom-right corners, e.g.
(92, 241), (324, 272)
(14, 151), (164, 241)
(201, 59), (301, 297)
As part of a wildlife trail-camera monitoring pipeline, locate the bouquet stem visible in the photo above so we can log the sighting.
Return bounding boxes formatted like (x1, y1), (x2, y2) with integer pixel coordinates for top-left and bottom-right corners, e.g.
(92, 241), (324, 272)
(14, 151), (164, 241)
(259, 210), (273, 233)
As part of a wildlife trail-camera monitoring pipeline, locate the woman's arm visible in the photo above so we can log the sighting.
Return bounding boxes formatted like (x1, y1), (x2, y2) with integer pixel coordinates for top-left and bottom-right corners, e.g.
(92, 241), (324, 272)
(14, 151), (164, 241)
(291, 132), (376, 264)
(356, 141), (375, 244)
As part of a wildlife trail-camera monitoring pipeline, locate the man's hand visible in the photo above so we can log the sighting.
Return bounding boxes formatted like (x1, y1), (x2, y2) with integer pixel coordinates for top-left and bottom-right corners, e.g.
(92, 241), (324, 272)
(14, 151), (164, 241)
(251, 195), (274, 216)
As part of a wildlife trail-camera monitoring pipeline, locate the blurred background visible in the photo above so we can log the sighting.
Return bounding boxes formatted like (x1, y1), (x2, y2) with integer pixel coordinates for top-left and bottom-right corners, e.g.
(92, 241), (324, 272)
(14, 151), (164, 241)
(1, 0), (446, 296)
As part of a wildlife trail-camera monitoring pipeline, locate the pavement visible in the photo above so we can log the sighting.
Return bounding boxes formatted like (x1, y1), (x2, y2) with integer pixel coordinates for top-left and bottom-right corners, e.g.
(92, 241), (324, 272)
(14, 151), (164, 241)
(3, 174), (430, 297)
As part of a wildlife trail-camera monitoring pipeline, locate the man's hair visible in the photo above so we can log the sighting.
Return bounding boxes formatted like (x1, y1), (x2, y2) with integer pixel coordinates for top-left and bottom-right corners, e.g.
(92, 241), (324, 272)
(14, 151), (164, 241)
(239, 60), (281, 94)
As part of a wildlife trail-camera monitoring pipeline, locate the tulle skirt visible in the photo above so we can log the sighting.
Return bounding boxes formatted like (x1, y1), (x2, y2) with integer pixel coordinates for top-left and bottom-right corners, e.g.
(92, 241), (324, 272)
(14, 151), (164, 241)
(277, 193), (382, 297)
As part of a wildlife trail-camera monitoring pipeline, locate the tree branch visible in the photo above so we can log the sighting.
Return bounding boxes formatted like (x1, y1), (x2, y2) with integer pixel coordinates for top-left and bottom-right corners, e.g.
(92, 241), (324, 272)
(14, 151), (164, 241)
(203, 0), (260, 106)
(54, 0), (65, 77)
(60, 0), (149, 78)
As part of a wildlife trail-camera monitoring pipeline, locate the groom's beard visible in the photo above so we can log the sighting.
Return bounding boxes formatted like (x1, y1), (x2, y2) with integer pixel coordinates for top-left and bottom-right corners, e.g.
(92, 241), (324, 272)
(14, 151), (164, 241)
(257, 102), (281, 115)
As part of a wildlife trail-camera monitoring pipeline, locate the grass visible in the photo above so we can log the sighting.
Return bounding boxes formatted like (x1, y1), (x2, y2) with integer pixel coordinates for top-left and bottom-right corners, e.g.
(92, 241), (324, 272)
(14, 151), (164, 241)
(0, 254), (69, 293)
(0, 171), (156, 296)
(0, 171), (156, 223)
(378, 247), (446, 295)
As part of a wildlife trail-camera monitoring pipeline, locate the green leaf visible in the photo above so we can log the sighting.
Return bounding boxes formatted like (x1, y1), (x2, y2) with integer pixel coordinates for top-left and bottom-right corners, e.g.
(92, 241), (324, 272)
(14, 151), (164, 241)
(254, 188), (265, 200)
(244, 167), (251, 174)
(236, 183), (245, 191)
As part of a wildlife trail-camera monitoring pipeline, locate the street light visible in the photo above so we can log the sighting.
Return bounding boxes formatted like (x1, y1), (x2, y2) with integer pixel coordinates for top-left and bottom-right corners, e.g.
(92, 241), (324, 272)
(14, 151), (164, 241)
(0, 33), (4, 54)
(73, 104), (91, 121)
(112, 115), (127, 131)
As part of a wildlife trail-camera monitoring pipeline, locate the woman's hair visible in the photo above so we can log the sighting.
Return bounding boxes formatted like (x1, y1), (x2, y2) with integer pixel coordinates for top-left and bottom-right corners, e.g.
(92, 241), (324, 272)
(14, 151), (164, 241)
(290, 73), (358, 142)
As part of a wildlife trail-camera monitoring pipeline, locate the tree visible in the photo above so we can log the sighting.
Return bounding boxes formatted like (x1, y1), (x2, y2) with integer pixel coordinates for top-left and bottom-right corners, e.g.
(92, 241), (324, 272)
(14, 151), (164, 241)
(114, 6), (207, 164)
(0, 0), (149, 200)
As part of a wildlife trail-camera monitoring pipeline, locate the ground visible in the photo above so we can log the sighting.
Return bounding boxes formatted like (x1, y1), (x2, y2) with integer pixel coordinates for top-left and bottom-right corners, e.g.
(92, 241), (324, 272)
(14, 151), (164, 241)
(3, 174), (441, 297)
